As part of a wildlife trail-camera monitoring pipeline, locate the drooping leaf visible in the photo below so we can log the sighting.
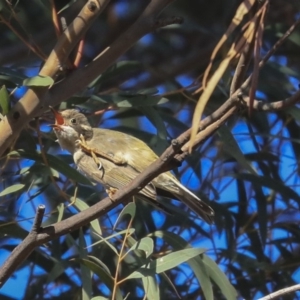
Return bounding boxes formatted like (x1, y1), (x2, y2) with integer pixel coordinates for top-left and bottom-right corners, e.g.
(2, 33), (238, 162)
(23, 75), (54, 87)
(0, 183), (25, 197)
(78, 258), (123, 300)
(79, 229), (93, 300)
(0, 85), (9, 115)
(70, 196), (102, 235)
(126, 237), (154, 258)
(114, 202), (136, 229)
(8, 150), (92, 186)
(125, 248), (207, 280)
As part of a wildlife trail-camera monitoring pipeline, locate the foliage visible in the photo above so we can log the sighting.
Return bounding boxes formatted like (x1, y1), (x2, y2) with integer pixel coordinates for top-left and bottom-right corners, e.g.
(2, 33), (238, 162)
(0, 0), (300, 299)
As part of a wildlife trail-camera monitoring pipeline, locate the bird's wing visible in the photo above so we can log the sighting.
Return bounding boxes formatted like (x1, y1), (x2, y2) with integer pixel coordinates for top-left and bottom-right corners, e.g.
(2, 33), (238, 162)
(75, 150), (158, 200)
(104, 166), (157, 200)
(87, 128), (159, 172)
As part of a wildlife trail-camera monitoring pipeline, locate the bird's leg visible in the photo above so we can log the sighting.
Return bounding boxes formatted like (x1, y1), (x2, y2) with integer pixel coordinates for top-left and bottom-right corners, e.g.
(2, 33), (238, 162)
(77, 135), (103, 170)
(77, 134), (126, 166)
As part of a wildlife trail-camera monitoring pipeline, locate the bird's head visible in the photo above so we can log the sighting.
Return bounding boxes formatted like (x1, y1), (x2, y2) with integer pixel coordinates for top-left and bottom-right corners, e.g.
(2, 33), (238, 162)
(50, 107), (93, 153)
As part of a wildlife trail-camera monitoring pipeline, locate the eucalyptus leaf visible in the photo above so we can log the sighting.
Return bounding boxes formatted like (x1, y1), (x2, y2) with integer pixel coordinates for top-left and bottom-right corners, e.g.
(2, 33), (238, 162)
(8, 150), (92, 186)
(125, 248), (206, 280)
(79, 229), (93, 300)
(23, 75), (54, 87)
(114, 202), (136, 229)
(0, 85), (9, 115)
(126, 237), (154, 258)
(78, 258), (123, 300)
(0, 183), (25, 197)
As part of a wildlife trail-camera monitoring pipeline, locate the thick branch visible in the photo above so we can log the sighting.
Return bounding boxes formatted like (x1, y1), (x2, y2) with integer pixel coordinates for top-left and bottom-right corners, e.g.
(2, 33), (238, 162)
(0, 205), (45, 287)
(0, 0), (176, 157)
(0, 0), (108, 156)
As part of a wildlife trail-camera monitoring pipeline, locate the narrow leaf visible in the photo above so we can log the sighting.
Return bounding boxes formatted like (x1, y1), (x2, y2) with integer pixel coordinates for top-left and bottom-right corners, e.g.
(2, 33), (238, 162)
(0, 85), (9, 115)
(0, 184), (25, 197)
(125, 248), (206, 280)
(127, 237), (154, 258)
(79, 258), (123, 300)
(71, 197), (102, 235)
(218, 126), (257, 175)
(79, 229), (92, 300)
(142, 275), (160, 300)
(23, 75), (54, 87)
(114, 202), (136, 229)
(8, 150), (92, 186)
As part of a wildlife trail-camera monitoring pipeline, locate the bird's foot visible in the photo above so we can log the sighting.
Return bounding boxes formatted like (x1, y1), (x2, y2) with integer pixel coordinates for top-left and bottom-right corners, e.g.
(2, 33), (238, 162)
(76, 135), (103, 170)
(106, 187), (118, 200)
(77, 134), (127, 166)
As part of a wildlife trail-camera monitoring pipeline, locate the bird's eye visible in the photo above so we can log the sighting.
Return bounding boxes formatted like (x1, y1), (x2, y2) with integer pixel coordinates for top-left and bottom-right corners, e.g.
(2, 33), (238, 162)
(70, 118), (76, 124)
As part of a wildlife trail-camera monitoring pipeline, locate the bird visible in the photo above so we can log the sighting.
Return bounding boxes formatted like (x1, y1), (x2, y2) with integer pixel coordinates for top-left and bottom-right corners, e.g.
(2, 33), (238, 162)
(50, 107), (215, 223)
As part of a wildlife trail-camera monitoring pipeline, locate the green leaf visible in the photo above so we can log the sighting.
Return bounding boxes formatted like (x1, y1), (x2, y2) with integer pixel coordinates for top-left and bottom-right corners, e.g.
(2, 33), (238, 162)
(119, 88), (159, 96)
(90, 229), (135, 255)
(79, 258), (123, 300)
(114, 202), (136, 229)
(91, 93), (168, 108)
(46, 260), (69, 284)
(0, 85), (9, 115)
(56, 203), (64, 222)
(88, 255), (112, 276)
(0, 183), (25, 197)
(126, 237), (154, 258)
(142, 275), (160, 300)
(150, 231), (213, 300)
(71, 197), (102, 235)
(0, 221), (29, 239)
(23, 75), (54, 87)
(138, 106), (169, 154)
(202, 255), (238, 300)
(218, 126), (257, 175)
(89, 61), (143, 88)
(79, 229), (92, 300)
(234, 173), (300, 205)
(125, 248), (206, 280)
(0, 67), (25, 87)
(8, 150), (92, 186)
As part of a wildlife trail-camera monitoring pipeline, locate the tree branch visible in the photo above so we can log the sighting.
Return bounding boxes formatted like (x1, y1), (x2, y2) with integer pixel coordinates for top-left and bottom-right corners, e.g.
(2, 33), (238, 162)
(0, 205), (45, 287)
(0, 0), (109, 156)
(0, 0), (177, 157)
(257, 283), (300, 300)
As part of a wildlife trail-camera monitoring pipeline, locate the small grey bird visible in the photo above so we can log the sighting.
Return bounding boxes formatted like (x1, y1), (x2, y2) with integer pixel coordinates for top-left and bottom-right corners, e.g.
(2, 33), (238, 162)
(50, 108), (214, 223)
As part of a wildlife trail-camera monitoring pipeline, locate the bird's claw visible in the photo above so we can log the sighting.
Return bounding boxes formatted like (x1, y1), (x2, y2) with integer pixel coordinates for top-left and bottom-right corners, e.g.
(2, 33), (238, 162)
(76, 134), (103, 170)
(106, 187), (118, 200)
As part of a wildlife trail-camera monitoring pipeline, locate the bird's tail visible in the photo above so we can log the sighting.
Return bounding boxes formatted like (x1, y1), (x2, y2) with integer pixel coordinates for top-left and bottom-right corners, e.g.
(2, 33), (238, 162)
(170, 178), (215, 224)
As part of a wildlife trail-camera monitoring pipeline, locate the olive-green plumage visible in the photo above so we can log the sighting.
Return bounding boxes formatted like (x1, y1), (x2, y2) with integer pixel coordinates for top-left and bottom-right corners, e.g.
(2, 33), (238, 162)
(51, 109), (214, 223)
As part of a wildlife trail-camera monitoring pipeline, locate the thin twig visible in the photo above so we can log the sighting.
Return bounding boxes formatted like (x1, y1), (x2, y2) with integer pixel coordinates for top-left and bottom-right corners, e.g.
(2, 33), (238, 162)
(257, 283), (300, 300)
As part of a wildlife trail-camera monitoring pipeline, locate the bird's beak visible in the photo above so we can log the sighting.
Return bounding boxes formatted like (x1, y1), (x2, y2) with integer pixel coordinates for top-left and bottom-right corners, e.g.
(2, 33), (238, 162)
(49, 106), (64, 130)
